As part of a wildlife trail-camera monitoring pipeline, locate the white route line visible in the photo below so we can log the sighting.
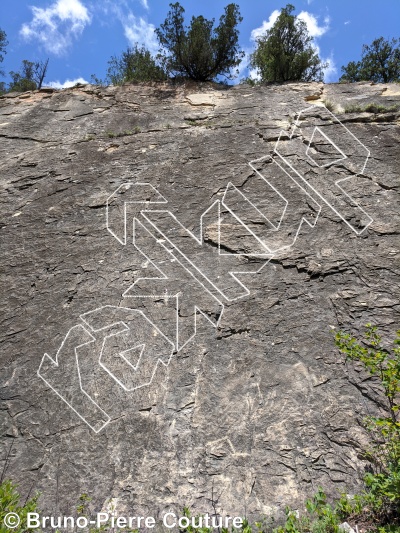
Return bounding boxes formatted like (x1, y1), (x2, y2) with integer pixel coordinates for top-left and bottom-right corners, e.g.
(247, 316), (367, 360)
(80, 305), (175, 392)
(305, 127), (347, 168)
(223, 154), (322, 254)
(106, 182), (168, 245)
(295, 105), (370, 174)
(140, 207), (263, 303)
(274, 105), (373, 234)
(123, 217), (225, 351)
(40, 104), (374, 432)
(38, 324), (111, 433)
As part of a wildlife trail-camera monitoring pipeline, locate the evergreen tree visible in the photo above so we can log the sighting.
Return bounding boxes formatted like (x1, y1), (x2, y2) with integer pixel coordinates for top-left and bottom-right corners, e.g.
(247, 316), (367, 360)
(0, 28), (8, 93)
(106, 45), (167, 85)
(0, 28), (7, 70)
(250, 4), (326, 83)
(156, 2), (244, 81)
(340, 37), (400, 83)
(9, 59), (49, 92)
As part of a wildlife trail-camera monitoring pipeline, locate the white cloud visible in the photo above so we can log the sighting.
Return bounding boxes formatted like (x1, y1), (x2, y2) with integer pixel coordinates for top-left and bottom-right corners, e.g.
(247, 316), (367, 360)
(250, 10), (280, 42)
(344, 20), (351, 25)
(47, 76), (89, 88)
(250, 9), (329, 43)
(298, 13), (334, 80)
(297, 11), (329, 37)
(248, 68), (261, 82)
(321, 55), (337, 82)
(230, 48), (251, 84)
(123, 13), (158, 54)
(20, 0), (91, 55)
(98, 1), (158, 53)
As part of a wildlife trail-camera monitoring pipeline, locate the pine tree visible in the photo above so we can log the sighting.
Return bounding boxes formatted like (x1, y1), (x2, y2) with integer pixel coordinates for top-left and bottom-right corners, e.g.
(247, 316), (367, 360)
(250, 4), (326, 83)
(0, 28), (8, 80)
(106, 45), (167, 85)
(9, 59), (49, 92)
(340, 37), (400, 83)
(156, 2), (244, 81)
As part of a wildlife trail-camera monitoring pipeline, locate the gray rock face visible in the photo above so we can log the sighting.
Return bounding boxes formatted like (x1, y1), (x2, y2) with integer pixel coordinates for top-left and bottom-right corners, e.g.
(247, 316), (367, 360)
(0, 81), (399, 520)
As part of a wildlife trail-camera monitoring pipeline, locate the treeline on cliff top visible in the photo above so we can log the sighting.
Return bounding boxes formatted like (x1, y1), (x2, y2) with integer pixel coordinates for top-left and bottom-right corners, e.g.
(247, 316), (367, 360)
(1, 3), (400, 93)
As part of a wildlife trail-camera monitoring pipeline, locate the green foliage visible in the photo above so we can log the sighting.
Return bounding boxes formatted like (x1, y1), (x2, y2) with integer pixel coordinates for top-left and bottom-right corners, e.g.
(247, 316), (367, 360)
(184, 118), (200, 126)
(335, 325), (400, 522)
(76, 492), (91, 515)
(180, 507), (213, 533)
(90, 74), (107, 86)
(240, 76), (259, 86)
(250, 4), (327, 83)
(339, 61), (362, 83)
(241, 517), (255, 533)
(322, 99), (335, 112)
(0, 28), (7, 77)
(102, 45), (167, 85)
(335, 325), (400, 424)
(340, 37), (400, 83)
(9, 59), (49, 92)
(9, 62), (37, 92)
(0, 481), (137, 533)
(362, 103), (400, 114)
(344, 102), (400, 114)
(272, 489), (341, 533)
(155, 2), (244, 81)
(267, 326), (400, 532)
(0, 479), (40, 533)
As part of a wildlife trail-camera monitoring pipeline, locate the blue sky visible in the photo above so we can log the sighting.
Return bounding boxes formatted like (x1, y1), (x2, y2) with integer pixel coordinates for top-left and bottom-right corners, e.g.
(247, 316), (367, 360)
(0, 0), (399, 87)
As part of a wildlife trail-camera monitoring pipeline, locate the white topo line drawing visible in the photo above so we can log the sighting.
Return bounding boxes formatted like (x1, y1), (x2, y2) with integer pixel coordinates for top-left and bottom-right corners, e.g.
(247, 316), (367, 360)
(38, 105), (374, 432)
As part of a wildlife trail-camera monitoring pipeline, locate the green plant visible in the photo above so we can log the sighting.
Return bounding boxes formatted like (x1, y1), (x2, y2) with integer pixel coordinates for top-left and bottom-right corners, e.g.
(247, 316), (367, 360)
(241, 517), (254, 533)
(344, 102), (400, 114)
(185, 119), (200, 126)
(343, 103), (362, 113)
(254, 515), (276, 533)
(322, 100), (335, 112)
(90, 74), (107, 86)
(364, 103), (399, 113)
(0, 479), (41, 533)
(335, 325), (400, 523)
(155, 2), (244, 81)
(76, 494), (118, 533)
(0, 28), (8, 78)
(271, 489), (344, 533)
(250, 4), (327, 83)
(103, 45), (167, 85)
(180, 507), (213, 533)
(76, 492), (91, 515)
(340, 37), (400, 83)
(240, 77), (259, 86)
(8, 58), (49, 92)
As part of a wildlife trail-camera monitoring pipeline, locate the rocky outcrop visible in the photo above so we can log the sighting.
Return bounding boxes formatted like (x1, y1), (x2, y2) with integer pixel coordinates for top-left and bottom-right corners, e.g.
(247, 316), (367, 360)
(0, 80), (399, 520)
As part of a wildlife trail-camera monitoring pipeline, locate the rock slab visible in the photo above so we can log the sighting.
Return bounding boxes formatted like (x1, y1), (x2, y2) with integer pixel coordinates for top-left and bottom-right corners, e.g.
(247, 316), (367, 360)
(0, 81), (399, 519)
